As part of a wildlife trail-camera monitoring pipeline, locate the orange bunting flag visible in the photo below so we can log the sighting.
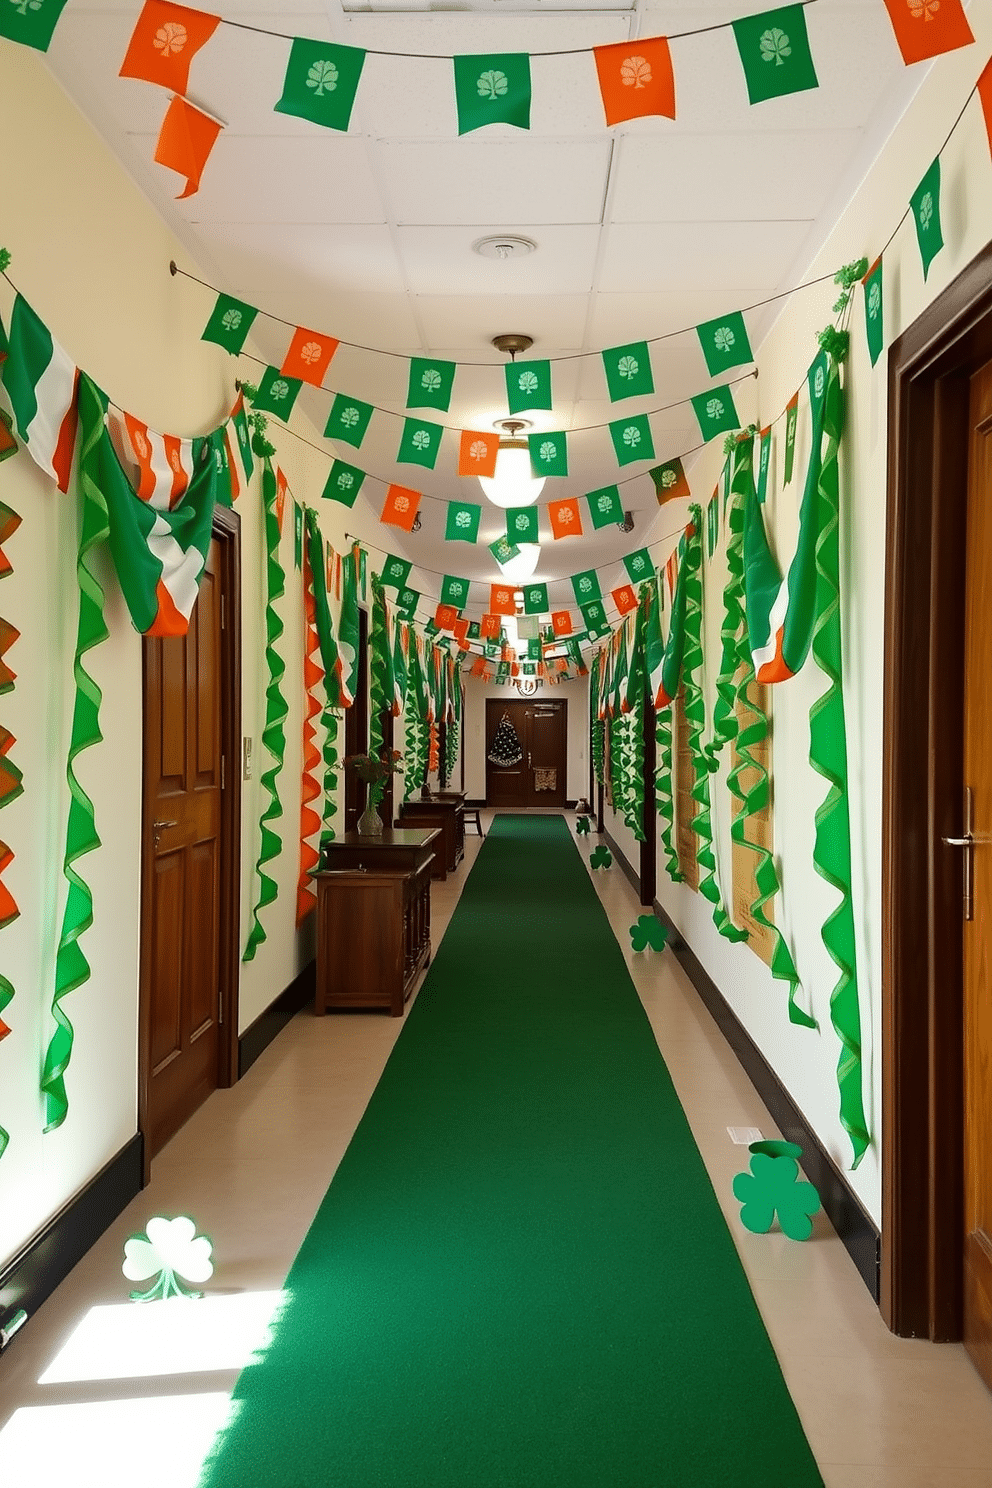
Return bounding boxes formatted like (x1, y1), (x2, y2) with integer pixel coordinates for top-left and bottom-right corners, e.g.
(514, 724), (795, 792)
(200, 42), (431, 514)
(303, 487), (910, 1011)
(490, 584), (517, 617)
(480, 613), (502, 640)
(471, 655), (487, 677)
(281, 326), (339, 388)
(551, 610), (572, 636)
(435, 603), (458, 630)
(458, 429), (499, 477)
(275, 467), (288, 535)
(548, 497), (584, 539)
(593, 36), (676, 126)
(978, 56), (992, 159)
(153, 95), (222, 198)
(453, 617), (470, 645)
(120, 2), (221, 94)
(381, 484), (421, 531)
(880, 0), (974, 65)
(665, 551), (679, 603)
(612, 584), (637, 616)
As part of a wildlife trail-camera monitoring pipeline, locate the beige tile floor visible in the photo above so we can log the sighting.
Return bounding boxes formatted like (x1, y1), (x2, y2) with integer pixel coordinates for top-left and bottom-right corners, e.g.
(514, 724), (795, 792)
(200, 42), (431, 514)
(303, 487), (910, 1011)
(1, 810), (992, 1487)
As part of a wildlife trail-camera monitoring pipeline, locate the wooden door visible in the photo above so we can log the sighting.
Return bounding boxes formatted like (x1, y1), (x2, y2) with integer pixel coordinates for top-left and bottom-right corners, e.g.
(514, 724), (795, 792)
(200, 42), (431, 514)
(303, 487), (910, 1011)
(963, 356), (992, 1391)
(140, 527), (238, 1161)
(485, 698), (567, 808)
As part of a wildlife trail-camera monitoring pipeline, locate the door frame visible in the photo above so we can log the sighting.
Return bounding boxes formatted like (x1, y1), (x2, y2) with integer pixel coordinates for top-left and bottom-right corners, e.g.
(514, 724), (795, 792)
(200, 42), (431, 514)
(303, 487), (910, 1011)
(137, 505), (242, 1181)
(484, 695), (567, 808)
(883, 240), (992, 1337)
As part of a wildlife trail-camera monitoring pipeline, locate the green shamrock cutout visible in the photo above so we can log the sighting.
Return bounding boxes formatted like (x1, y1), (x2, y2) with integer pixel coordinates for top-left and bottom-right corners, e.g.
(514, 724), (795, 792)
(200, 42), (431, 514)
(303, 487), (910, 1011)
(589, 845), (612, 870)
(575, 816), (591, 835)
(732, 1141), (821, 1241)
(629, 915), (668, 952)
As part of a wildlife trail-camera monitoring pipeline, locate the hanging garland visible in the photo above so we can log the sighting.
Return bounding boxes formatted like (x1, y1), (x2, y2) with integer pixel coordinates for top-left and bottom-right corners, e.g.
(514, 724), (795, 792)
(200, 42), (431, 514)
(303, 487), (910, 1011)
(297, 529), (323, 925)
(0, 487), (22, 1160)
(368, 575), (392, 765)
(621, 603), (647, 843)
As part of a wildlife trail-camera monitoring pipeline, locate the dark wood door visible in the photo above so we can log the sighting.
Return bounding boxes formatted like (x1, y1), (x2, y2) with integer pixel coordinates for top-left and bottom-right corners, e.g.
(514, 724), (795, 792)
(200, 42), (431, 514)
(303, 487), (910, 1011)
(963, 356), (992, 1392)
(485, 698), (567, 808)
(140, 531), (237, 1160)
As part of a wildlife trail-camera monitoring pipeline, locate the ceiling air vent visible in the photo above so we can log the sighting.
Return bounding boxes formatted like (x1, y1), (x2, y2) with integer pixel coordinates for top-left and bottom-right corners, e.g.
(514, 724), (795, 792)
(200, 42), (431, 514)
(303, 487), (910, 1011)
(473, 236), (537, 261)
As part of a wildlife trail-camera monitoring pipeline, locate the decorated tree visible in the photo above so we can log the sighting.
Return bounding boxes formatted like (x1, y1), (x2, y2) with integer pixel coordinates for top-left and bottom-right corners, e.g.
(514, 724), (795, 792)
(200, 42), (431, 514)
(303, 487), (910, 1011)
(487, 712), (523, 767)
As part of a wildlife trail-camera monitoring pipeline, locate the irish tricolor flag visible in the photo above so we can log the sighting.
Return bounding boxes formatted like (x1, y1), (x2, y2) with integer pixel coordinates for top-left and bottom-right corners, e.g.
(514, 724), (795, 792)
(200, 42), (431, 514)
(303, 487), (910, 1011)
(1, 295), (79, 493)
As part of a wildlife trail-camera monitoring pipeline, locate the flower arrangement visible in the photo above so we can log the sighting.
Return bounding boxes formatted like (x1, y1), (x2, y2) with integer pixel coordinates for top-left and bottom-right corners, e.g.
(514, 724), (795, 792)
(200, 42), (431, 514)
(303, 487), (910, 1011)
(343, 748), (403, 802)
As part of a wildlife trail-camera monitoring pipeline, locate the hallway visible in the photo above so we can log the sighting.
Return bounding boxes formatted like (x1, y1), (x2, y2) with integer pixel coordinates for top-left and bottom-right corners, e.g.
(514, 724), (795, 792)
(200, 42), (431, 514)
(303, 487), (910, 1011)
(1, 814), (991, 1485)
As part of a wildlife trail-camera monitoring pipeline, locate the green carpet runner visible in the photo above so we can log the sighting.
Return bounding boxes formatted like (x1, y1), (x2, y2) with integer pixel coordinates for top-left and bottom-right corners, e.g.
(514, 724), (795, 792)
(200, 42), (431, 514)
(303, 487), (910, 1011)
(200, 814), (822, 1488)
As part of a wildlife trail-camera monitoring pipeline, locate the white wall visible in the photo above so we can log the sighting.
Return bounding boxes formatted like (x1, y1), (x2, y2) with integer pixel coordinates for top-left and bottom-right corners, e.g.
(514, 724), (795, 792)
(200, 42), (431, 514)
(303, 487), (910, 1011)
(461, 672), (588, 802)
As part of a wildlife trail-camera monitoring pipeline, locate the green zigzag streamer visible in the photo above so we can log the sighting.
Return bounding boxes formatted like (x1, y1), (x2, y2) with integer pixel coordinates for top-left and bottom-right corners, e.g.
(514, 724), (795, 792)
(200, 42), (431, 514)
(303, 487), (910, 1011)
(809, 344), (870, 1168)
(624, 604), (647, 843)
(706, 447), (746, 769)
(682, 505), (747, 944)
(320, 708), (339, 847)
(368, 578), (390, 763)
(42, 374), (110, 1132)
(656, 707), (682, 883)
(243, 458), (288, 963)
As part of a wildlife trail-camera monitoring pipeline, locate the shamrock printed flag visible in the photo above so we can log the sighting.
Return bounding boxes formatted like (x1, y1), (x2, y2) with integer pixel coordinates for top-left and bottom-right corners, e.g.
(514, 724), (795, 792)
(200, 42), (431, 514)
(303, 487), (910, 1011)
(407, 357), (456, 412)
(650, 457), (690, 503)
(783, 394), (799, 484)
(603, 341), (654, 400)
(911, 157), (944, 280)
(381, 484), (421, 531)
(435, 603), (458, 631)
(528, 431), (568, 477)
(612, 584), (638, 617)
(480, 614), (502, 640)
(251, 366), (303, 418)
(506, 506), (539, 545)
(154, 95), (222, 199)
(506, 360), (552, 414)
(581, 599), (607, 632)
(322, 458), (365, 508)
(585, 485), (624, 530)
(458, 430), (499, 477)
(229, 392), (254, 487)
(454, 53), (531, 134)
(863, 257), (884, 367)
(623, 548), (653, 585)
(490, 584), (517, 617)
(398, 417), (442, 469)
(397, 586), (420, 615)
(696, 310), (754, 376)
(523, 582), (549, 615)
(275, 38), (367, 132)
(123, 412), (194, 506)
(119, 2), (220, 89)
(733, 6), (818, 103)
(756, 426), (772, 505)
(467, 621), (481, 640)
(552, 610), (572, 636)
(489, 534), (521, 568)
(446, 500), (481, 542)
(0, 0), (71, 49)
(202, 293), (257, 354)
(609, 414), (655, 467)
(593, 36), (676, 126)
(690, 383), (740, 441)
(380, 554), (413, 590)
(440, 574), (470, 610)
(881, 0), (974, 64)
(325, 393), (373, 448)
(548, 497), (583, 539)
(282, 325), (338, 387)
(525, 638), (542, 660)
(572, 569), (602, 605)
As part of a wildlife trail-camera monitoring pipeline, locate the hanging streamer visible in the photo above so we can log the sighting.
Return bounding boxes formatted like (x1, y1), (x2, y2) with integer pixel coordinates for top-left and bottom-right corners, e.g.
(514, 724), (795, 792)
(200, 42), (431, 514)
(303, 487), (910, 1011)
(0, 498), (22, 1151)
(297, 533), (324, 925)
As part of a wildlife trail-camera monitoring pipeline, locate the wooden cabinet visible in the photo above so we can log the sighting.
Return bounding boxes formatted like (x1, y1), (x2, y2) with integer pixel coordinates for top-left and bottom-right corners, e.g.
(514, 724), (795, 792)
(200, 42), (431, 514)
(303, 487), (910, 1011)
(313, 829), (439, 1016)
(396, 793), (465, 879)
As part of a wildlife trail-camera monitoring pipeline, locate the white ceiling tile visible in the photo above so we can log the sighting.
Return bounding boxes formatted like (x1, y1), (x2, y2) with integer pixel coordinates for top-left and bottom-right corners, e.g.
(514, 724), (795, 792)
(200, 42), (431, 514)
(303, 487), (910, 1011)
(584, 289), (765, 345)
(597, 219), (813, 293)
(396, 224), (602, 294)
(194, 222), (408, 296)
(413, 295), (589, 353)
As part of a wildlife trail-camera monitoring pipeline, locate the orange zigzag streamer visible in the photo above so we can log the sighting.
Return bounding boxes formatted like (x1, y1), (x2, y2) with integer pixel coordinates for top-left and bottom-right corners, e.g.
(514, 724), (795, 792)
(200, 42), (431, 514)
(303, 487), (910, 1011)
(428, 720), (440, 775)
(297, 545), (324, 926)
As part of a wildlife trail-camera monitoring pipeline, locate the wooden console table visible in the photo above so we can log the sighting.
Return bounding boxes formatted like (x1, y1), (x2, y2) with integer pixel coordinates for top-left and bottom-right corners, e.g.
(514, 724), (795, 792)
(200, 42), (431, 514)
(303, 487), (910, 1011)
(396, 792), (465, 879)
(313, 829), (439, 1016)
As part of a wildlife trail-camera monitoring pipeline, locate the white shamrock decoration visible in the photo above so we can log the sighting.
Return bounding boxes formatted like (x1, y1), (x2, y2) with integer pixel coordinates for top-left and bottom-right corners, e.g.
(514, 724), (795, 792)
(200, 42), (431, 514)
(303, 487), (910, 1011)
(617, 354), (639, 380)
(477, 69), (509, 100)
(539, 440), (557, 463)
(814, 366), (825, 398)
(630, 555), (646, 573)
(455, 511), (471, 528)
(908, 0), (940, 16)
(518, 370), (539, 394)
(868, 281), (881, 319)
(528, 589), (543, 604)
(300, 340), (323, 365)
(154, 22), (188, 55)
(558, 506), (575, 525)
(469, 439), (488, 461)
(495, 588), (511, 604)
(579, 576), (593, 593)
(759, 27), (792, 65)
(597, 494), (613, 513)
(270, 379), (290, 401)
(393, 495), (410, 513)
(705, 397), (725, 420)
(387, 561), (404, 577)
(621, 55), (652, 89)
(919, 191), (934, 230)
(221, 308), (242, 333)
(340, 406), (360, 428)
(307, 59), (339, 96)
(514, 514), (529, 531)
(122, 1216), (214, 1302)
(622, 426), (641, 448)
(713, 326), (736, 352)
(661, 468), (677, 488)
(337, 471), (355, 489)
(421, 368), (442, 391)
(412, 430), (431, 450)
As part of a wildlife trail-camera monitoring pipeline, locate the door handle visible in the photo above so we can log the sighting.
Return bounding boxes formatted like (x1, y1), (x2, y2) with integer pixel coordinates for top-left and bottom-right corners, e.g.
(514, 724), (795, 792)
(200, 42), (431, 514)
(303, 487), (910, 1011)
(152, 818), (178, 849)
(942, 787), (988, 920)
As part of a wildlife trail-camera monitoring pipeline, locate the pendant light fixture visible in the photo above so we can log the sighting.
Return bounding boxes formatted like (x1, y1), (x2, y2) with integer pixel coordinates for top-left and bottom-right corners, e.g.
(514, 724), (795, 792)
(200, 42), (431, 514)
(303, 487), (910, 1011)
(479, 335), (546, 508)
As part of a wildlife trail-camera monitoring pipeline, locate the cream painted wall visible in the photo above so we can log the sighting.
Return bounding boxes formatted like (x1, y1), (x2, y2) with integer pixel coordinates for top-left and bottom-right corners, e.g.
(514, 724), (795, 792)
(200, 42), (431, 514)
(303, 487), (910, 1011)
(461, 673), (588, 803)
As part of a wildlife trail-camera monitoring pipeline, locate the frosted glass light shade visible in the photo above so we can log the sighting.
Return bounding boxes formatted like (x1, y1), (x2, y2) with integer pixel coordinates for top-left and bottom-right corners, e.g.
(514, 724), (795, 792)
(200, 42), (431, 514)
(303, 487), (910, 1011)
(498, 545), (541, 583)
(478, 440), (546, 508)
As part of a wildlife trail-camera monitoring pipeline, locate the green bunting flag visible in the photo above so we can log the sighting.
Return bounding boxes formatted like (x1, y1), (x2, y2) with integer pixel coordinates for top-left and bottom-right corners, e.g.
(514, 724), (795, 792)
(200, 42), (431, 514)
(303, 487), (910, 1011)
(397, 585), (420, 615)
(381, 554), (412, 589)
(911, 157), (944, 281)
(467, 620), (481, 639)
(528, 430), (568, 476)
(0, 0), (70, 50)
(586, 485), (624, 529)
(522, 581), (549, 614)
(572, 569), (602, 605)
(581, 599), (607, 631)
(440, 574), (470, 609)
(690, 384), (740, 442)
(506, 360), (552, 414)
(253, 366), (303, 418)
(202, 293), (257, 354)
(696, 310), (754, 376)
(322, 458), (365, 507)
(526, 638), (542, 660)
(863, 258), (884, 367)
(506, 506), (539, 544)
(398, 417), (442, 469)
(324, 393), (373, 448)
(454, 53), (532, 134)
(489, 534), (521, 567)
(756, 426), (772, 504)
(732, 5), (819, 104)
(446, 500), (481, 542)
(784, 394), (799, 484)
(623, 548), (653, 586)
(609, 414), (655, 467)
(275, 38), (367, 132)
(650, 458), (690, 502)
(603, 341), (654, 400)
(407, 357), (456, 412)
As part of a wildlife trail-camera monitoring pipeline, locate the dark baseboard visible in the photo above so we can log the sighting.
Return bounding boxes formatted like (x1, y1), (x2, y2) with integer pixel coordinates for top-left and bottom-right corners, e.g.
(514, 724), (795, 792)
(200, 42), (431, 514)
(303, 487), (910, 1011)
(238, 962), (316, 1079)
(0, 1134), (144, 1354)
(603, 830), (881, 1302)
(604, 829), (639, 893)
